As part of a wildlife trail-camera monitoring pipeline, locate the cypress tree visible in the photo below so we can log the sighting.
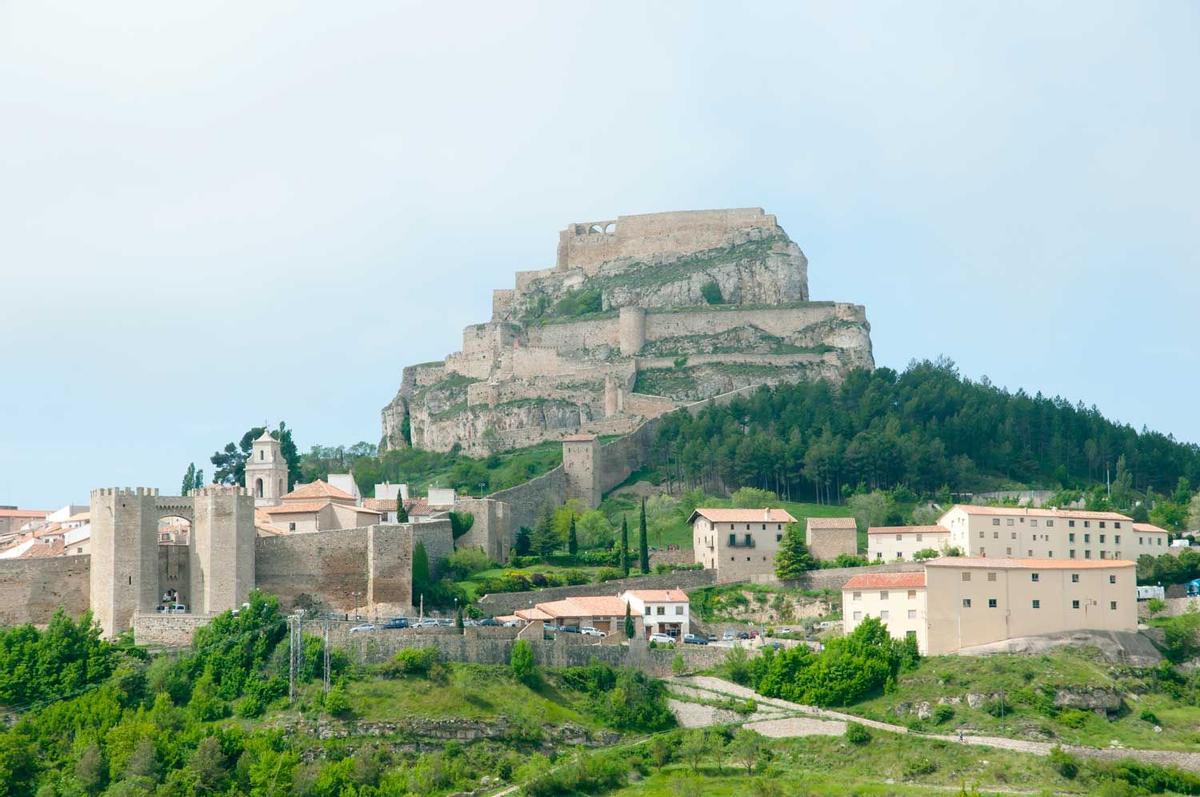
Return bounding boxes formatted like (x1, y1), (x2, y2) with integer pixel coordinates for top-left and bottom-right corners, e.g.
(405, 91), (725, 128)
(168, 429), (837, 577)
(624, 602), (635, 639)
(568, 514), (578, 556)
(395, 497), (409, 523)
(620, 516), (630, 577)
(639, 498), (650, 574)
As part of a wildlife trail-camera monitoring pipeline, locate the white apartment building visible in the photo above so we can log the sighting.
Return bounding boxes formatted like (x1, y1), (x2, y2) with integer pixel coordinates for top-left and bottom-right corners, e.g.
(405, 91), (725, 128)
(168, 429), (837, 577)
(867, 525), (951, 562)
(689, 507), (798, 582)
(621, 588), (691, 638)
(938, 505), (1168, 562)
(842, 557), (1136, 655)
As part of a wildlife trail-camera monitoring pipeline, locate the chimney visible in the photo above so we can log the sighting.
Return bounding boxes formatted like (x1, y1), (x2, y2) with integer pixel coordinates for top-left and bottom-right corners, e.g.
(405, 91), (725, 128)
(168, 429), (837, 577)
(763, 508), (771, 521)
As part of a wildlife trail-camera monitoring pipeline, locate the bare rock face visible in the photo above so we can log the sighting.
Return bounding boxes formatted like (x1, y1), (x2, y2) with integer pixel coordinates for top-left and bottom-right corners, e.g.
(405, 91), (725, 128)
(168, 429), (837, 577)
(381, 208), (874, 455)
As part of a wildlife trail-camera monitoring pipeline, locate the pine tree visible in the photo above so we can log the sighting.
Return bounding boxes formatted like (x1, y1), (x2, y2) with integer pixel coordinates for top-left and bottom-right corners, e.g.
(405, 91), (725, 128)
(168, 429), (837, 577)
(567, 515), (578, 556)
(774, 523), (816, 580)
(620, 516), (631, 577)
(638, 498), (650, 574)
(530, 506), (560, 558)
(181, 463), (197, 496)
(624, 602), (635, 639)
(514, 526), (532, 557)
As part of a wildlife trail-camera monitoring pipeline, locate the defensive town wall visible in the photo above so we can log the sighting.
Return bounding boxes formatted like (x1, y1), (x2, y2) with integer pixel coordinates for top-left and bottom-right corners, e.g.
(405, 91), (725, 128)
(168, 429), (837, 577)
(555, 208), (780, 275)
(0, 555), (91, 626)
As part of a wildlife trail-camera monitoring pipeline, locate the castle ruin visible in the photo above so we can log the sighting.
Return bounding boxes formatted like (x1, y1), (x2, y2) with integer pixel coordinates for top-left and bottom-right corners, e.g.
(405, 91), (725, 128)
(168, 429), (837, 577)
(381, 208), (873, 455)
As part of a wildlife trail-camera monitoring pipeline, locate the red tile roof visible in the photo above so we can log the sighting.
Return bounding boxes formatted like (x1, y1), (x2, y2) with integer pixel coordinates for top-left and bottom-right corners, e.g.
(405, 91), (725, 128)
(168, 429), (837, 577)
(623, 589), (688, 602)
(868, 525), (949, 536)
(843, 572), (926, 590)
(262, 501), (331, 515)
(0, 509), (49, 519)
(533, 596), (627, 618)
(1133, 523), (1169, 534)
(946, 505), (1130, 522)
(925, 557), (1135, 570)
(363, 498), (397, 512)
(688, 508), (797, 524)
(284, 480), (356, 502)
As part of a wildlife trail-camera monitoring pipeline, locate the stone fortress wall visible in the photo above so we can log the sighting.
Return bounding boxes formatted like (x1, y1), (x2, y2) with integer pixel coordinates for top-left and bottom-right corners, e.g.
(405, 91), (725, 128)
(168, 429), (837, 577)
(381, 208), (873, 456)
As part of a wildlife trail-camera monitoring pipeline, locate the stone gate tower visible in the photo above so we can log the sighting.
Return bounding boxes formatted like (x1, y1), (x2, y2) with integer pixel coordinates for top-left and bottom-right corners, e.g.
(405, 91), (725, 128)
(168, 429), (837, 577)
(89, 485), (256, 637)
(245, 429), (287, 507)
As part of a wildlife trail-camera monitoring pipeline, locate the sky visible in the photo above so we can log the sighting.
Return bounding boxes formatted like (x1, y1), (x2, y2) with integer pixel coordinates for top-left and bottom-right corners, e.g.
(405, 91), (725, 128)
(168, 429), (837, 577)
(1, 2), (1198, 508)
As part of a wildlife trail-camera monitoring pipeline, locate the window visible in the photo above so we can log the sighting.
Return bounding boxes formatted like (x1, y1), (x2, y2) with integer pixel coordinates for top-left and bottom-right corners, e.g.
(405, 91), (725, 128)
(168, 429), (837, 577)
(259, 450), (264, 460)
(1006, 547), (1012, 555)
(961, 572), (972, 582)
(853, 591), (863, 601)
(916, 533), (923, 542)
(1138, 537), (1143, 545)
(1115, 535), (1121, 544)
(1011, 532), (1016, 540)
(1072, 600), (1080, 609)
(288, 522), (296, 532)
(1114, 522), (1122, 528)
(992, 518), (1000, 526)
(1071, 573), (1079, 582)
(1084, 521), (1091, 528)
(1047, 520), (1054, 527)
(1031, 519), (1038, 527)
(1007, 518), (1015, 526)
(1100, 534), (1106, 543)
(988, 598), (998, 608)
(1031, 573), (1039, 582)
(1069, 549), (1076, 559)
(962, 598), (972, 608)
(1085, 550), (1092, 559)
(1109, 575), (1116, 584)
(675, 606), (684, 615)
(1027, 550), (1033, 557)
(776, 534), (782, 542)
(656, 607), (665, 615)
(762, 523), (766, 530)
(1069, 520), (1076, 528)
(1084, 534), (1090, 543)
(728, 534), (736, 546)
(896, 534), (902, 541)
(744, 534), (752, 546)
(880, 610), (890, 620)
(880, 591), (889, 600)
(645, 606), (651, 615)
(979, 531), (985, 538)
(980, 547), (986, 556)
(988, 572), (997, 582)
(1032, 599), (1040, 609)
(907, 609), (917, 619)
(1100, 550), (1108, 559)
(993, 531), (999, 539)
(906, 630), (917, 639)
(907, 590), (917, 599)
(1110, 601), (1118, 610)
(1069, 533), (1075, 542)
(852, 611), (862, 620)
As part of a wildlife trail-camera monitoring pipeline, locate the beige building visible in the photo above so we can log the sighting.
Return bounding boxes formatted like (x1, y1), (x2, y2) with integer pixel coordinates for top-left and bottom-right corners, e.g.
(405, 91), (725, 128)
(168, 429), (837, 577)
(690, 507), (797, 582)
(260, 480), (381, 533)
(867, 525), (951, 562)
(842, 557), (1136, 655)
(510, 595), (628, 634)
(622, 588), (690, 638)
(938, 505), (1167, 562)
(843, 572), (929, 652)
(244, 430), (289, 507)
(805, 517), (858, 561)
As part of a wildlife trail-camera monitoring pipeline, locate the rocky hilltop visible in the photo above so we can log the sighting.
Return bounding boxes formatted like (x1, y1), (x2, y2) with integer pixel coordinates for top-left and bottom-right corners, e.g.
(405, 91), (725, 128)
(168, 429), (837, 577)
(381, 208), (873, 454)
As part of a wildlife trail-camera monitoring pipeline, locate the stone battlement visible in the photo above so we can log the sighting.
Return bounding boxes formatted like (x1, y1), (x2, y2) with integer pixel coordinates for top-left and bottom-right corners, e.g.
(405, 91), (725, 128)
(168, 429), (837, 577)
(92, 487), (161, 497)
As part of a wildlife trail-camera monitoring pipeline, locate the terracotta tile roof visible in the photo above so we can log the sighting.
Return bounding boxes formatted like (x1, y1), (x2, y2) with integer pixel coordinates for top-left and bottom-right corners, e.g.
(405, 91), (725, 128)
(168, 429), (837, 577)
(925, 557), (1135, 570)
(262, 501), (330, 515)
(284, 480), (356, 502)
(515, 607), (554, 621)
(868, 525), (950, 536)
(363, 498), (397, 511)
(405, 498), (431, 515)
(0, 509), (49, 519)
(1133, 523), (1169, 534)
(623, 589), (688, 603)
(843, 572), (926, 590)
(20, 540), (65, 559)
(945, 505), (1131, 522)
(806, 517), (857, 529)
(534, 596), (627, 618)
(688, 508), (797, 524)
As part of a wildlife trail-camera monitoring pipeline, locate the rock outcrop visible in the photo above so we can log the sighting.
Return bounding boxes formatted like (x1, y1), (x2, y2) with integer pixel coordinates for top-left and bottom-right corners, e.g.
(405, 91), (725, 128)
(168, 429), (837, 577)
(382, 208), (873, 454)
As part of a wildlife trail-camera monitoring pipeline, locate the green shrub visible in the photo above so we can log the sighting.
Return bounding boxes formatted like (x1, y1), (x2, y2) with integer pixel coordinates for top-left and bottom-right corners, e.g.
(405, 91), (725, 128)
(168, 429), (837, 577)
(1140, 709), (1160, 726)
(444, 546), (493, 578)
(324, 682), (351, 716)
(932, 703), (955, 724)
(595, 568), (623, 583)
(902, 757), (937, 778)
(511, 640), (537, 686)
(381, 647), (439, 678)
(1147, 597), (1166, 616)
(1048, 746), (1079, 779)
(845, 722), (871, 745)
(700, 280), (723, 305)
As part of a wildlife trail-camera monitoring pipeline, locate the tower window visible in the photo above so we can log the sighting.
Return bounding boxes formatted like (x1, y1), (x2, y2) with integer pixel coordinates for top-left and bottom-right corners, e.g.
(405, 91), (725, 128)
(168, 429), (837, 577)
(260, 450), (264, 460)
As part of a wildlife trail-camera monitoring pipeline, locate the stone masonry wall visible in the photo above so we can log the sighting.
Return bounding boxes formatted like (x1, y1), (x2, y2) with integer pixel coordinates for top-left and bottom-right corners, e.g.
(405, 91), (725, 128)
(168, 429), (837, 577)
(0, 554), (91, 626)
(476, 569), (716, 615)
(487, 466), (568, 541)
(255, 528), (370, 612)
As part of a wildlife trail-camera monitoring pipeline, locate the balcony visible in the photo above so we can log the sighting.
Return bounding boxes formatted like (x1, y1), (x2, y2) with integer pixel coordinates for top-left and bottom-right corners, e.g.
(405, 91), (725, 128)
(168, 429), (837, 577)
(727, 538), (756, 549)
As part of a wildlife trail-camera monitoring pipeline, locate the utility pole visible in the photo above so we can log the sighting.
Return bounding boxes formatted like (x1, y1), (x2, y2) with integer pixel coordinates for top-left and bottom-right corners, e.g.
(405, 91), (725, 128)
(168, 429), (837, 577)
(323, 621), (331, 694)
(287, 615), (295, 704)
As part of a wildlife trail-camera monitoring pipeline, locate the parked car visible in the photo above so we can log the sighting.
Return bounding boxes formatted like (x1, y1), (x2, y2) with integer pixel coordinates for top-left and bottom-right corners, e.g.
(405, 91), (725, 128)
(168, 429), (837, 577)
(707, 634), (718, 642)
(478, 617), (501, 627)
(580, 627), (607, 637)
(559, 625), (580, 634)
(683, 633), (708, 645)
(722, 630), (736, 641)
(737, 632), (751, 640)
(349, 623), (376, 633)
(502, 619), (522, 628)
(166, 603), (187, 614)
(381, 617), (409, 630)
(416, 618), (439, 627)
(649, 633), (676, 645)
(778, 627), (792, 635)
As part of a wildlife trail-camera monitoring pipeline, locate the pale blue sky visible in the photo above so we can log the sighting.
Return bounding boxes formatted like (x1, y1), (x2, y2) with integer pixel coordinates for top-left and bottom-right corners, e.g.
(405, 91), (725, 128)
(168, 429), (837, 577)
(2, 2), (1197, 508)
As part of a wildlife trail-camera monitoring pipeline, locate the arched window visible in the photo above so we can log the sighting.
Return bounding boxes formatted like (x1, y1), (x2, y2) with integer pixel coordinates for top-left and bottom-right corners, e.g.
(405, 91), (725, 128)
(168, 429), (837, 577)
(260, 450), (265, 461)
(255, 478), (264, 498)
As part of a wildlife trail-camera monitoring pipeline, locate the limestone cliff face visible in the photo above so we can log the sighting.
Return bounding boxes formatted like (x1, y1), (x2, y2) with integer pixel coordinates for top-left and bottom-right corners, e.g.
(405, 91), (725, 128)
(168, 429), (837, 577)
(381, 209), (873, 455)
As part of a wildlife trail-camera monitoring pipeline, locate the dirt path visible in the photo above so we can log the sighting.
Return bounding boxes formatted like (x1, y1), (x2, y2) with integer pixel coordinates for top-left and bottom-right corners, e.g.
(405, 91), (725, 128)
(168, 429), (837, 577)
(675, 675), (1200, 773)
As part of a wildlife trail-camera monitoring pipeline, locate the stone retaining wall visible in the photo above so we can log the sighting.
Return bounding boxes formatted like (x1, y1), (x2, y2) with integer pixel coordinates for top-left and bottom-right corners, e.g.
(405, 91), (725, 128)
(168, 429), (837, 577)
(477, 569), (716, 614)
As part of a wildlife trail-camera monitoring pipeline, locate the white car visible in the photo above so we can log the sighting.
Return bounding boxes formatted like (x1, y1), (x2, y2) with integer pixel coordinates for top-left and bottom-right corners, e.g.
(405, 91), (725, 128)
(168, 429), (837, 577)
(349, 623), (376, 633)
(580, 627), (607, 638)
(649, 633), (675, 645)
